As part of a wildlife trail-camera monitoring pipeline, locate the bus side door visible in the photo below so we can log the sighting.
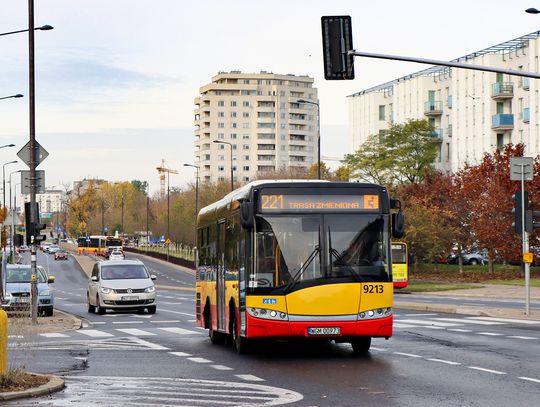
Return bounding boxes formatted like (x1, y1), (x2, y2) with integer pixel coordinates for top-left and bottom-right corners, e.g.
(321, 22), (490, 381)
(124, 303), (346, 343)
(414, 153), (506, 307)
(217, 220), (226, 331)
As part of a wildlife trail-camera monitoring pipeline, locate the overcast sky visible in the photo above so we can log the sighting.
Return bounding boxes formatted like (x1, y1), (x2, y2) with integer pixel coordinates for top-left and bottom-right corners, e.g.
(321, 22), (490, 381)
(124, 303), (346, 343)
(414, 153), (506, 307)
(1, 0), (539, 195)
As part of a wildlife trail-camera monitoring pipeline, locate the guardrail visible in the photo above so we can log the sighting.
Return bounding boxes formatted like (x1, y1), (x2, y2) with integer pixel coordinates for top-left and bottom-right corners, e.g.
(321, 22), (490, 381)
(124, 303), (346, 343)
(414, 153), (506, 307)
(123, 247), (195, 269)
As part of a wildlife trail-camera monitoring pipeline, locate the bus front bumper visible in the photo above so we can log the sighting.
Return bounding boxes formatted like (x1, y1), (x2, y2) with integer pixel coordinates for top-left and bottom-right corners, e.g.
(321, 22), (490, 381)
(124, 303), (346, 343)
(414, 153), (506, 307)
(246, 313), (393, 339)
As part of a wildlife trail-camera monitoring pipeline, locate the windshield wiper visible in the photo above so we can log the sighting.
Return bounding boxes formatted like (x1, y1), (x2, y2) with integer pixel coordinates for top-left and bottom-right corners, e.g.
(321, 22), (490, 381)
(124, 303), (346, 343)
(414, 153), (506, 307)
(328, 226), (362, 282)
(283, 245), (320, 293)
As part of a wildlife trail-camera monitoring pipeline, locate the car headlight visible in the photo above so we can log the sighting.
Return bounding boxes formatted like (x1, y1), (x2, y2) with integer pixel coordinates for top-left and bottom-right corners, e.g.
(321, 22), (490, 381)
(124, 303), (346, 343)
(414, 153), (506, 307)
(247, 307), (288, 321)
(39, 289), (51, 297)
(100, 287), (113, 294)
(145, 286), (155, 293)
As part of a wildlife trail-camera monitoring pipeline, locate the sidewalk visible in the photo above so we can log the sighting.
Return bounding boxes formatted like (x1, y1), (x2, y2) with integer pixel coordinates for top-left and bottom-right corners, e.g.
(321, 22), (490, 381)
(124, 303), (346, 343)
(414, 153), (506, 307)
(395, 284), (540, 320)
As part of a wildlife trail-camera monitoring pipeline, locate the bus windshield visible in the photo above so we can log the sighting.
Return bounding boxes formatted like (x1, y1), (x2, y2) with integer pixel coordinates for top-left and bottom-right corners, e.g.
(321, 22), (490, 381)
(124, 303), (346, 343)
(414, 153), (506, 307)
(254, 214), (388, 291)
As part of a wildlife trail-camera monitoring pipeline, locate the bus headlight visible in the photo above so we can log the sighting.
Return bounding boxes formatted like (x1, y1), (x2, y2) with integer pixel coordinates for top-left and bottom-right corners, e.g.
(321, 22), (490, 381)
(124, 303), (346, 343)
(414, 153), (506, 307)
(247, 307), (288, 321)
(358, 307), (392, 320)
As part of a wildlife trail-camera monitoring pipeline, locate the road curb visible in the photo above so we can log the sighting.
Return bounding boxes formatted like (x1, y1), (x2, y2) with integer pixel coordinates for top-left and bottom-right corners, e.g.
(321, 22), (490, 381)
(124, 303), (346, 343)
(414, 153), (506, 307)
(395, 301), (540, 320)
(55, 309), (83, 331)
(0, 373), (64, 401)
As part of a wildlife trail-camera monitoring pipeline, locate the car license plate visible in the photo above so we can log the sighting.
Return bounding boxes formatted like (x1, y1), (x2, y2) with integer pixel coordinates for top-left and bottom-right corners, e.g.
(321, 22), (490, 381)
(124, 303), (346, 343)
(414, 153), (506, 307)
(308, 327), (340, 336)
(121, 296), (139, 301)
(16, 298), (30, 303)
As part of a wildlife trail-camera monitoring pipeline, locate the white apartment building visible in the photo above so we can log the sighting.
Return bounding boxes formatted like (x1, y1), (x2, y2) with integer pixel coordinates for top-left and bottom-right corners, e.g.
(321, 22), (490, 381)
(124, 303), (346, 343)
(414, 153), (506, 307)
(194, 71), (318, 183)
(19, 189), (66, 214)
(349, 30), (540, 173)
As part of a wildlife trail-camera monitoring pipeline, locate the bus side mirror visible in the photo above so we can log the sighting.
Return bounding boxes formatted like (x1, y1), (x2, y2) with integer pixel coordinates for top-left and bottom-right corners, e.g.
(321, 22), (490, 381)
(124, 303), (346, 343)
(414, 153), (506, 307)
(240, 202), (254, 229)
(392, 212), (405, 239)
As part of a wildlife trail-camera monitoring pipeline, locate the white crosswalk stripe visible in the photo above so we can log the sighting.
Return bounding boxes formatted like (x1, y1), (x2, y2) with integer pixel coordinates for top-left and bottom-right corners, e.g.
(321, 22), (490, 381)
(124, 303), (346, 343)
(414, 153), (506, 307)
(78, 329), (114, 338)
(398, 319), (461, 327)
(466, 317), (540, 325)
(434, 318), (505, 325)
(40, 333), (69, 338)
(158, 327), (203, 335)
(115, 328), (156, 336)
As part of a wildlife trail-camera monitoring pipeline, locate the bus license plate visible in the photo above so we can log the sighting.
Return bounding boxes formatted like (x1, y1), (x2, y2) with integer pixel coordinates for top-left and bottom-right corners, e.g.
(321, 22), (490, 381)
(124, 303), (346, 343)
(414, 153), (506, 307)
(308, 327), (340, 336)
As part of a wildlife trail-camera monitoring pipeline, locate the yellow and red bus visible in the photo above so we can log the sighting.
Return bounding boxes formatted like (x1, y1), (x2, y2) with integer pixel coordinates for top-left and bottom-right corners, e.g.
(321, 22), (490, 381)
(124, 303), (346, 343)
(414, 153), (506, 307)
(195, 180), (405, 354)
(77, 235), (107, 255)
(391, 242), (408, 289)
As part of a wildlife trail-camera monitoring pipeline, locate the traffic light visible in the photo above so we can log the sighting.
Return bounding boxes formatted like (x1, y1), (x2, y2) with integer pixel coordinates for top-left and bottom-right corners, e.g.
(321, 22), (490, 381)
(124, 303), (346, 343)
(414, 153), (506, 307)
(321, 16), (355, 80)
(512, 190), (540, 234)
(14, 234), (24, 247)
(24, 202), (47, 245)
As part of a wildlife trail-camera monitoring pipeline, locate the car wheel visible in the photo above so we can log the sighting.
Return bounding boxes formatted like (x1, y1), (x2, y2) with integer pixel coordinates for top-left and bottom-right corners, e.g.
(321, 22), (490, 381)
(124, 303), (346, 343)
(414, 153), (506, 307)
(351, 337), (372, 354)
(96, 296), (106, 315)
(43, 308), (53, 317)
(469, 259), (479, 265)
(87, 294), (96, 313)
(147, 306), (156, 314)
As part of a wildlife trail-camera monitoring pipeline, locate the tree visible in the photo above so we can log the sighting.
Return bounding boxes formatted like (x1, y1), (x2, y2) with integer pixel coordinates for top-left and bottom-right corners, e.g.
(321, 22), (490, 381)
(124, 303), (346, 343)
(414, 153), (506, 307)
(131, 180), (148, 195)
(307, 162), (332, 179)
(343, 119), (438, 186)
(333, 166), (351, 181)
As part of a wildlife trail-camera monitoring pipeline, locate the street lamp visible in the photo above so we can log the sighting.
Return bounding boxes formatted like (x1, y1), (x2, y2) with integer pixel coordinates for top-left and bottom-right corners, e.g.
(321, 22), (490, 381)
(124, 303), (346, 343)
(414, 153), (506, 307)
(0, 24), (53, 37)
(212, 140), (234, 191)
(184, 163), (200, 246)
(297, 99), (321, 180)
(9, 170), (22, 261)
(0, 94), (23, 101)
(2, 160), (17, 211)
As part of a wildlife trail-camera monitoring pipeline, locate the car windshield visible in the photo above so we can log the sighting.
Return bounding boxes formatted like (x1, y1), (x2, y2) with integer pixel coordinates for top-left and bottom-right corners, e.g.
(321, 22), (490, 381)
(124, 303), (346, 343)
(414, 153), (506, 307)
(254, 214), (389, 291)
(6, 267), (46, 283)
(101, 265), (148, 280)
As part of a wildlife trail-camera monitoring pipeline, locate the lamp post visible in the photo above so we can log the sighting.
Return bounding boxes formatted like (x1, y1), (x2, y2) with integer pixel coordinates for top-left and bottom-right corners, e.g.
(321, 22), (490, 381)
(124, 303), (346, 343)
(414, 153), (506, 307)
(0, 94), (23, 101)
(2, 161), (17, 214)
(0, 24), (53, 37)
(146, 183), (150, 253)
(183, 164), (200, 246)
(297, 99), (321, 180)
(212, 140), (234, 191)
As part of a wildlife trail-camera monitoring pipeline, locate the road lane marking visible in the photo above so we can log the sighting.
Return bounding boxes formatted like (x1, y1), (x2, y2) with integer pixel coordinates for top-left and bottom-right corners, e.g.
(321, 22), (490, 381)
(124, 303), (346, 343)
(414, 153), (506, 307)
(398, 319), (461, 327)
(236, 374), (265, 382)
(467, 317), (540, 325)
(434, 318), (505, 325)
(468, 366), (506, 375)
(393, 352), (422, 358)
(115, 328), (156, 336)
(518, 376), (540, 383)
(128, 336), (169, 350)
(78, 329), (114, 338)
(187, 357), (212, 363)
(211, 365), (234, 370)
(403, 313), (439, 316)
(169, 351), (191, 357)
(448, 329), (473, 333)
(508, 336), (537, 340)
(150, 320), (180, 323)
(40, 333), (69, 338)
(112, 321), (144, 324)
(393, 323), (420, 328)
(427, 358), (461, 365)
(158, 309), (196, 317)
(158, 327), (202, 335)
(476, 332), (504, 336)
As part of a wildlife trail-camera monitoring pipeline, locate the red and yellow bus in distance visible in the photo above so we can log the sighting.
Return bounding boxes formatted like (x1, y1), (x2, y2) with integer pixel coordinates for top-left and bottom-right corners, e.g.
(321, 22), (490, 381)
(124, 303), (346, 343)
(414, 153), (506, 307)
(392, 242), (408, 289)
(195, 180), (405, 354)
(77, 235), (107, 255)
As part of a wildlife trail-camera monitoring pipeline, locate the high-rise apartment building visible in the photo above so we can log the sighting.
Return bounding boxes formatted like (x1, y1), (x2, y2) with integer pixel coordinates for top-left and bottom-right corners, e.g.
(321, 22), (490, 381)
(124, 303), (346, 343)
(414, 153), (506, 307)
(194, 71), (318, 183)
(349, 30), (540, 173)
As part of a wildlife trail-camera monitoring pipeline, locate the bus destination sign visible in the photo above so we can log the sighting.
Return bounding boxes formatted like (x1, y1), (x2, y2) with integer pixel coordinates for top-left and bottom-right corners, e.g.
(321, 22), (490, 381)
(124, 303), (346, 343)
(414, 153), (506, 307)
(259, 193), (379, 212)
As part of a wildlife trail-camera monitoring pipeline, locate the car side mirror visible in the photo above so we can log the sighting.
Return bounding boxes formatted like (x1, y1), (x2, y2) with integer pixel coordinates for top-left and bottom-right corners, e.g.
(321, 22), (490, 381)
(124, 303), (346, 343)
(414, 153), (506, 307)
(240, 202), (254, 229)
(91, 275), (98, 282)
(47, 276), (55, 284)
(392, 211), (405, 239)
(150, 275), (157, 281)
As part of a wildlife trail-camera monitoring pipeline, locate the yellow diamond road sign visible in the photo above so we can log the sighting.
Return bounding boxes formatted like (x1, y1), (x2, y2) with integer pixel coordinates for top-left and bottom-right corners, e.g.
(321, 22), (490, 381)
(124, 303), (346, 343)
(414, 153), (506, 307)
(523, 252), (533, 264)
(165, 238), (171, 245)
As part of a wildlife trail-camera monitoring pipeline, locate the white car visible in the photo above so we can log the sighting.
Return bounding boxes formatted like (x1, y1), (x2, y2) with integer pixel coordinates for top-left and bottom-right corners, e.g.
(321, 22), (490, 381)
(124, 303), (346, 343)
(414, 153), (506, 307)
(87, 260), (156, 314)
(108, 250), (125, 261)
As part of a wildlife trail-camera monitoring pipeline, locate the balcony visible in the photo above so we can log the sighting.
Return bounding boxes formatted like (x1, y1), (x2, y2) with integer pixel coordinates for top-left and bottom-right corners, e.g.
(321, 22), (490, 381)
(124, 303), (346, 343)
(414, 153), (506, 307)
(523, 107), (530, 123)
(491, 114), (514, 130)
(491, 82), (513, 99)
(430, 128), (443, 141)
(424, 101), (443, 116)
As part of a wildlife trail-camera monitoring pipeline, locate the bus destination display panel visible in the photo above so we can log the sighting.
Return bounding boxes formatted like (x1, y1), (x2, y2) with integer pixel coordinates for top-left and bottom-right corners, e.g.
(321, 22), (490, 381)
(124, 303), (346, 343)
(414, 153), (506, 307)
(259, 192), (380, 213)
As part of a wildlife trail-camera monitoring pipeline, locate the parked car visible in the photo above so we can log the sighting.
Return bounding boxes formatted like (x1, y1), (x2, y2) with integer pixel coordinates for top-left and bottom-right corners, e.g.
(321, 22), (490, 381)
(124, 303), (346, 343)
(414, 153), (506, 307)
(87, 260), (156, 315)
(108, 250), (125, 261)
(47, 244), (60, 254)
(54, 249), (69, 260)
(447, 251), (488, 265)
(2, 264), (55, 316)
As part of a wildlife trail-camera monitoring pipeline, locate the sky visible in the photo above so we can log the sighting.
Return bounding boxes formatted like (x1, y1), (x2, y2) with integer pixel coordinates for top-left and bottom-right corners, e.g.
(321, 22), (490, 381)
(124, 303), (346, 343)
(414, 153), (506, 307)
(1, 0), (539, 196)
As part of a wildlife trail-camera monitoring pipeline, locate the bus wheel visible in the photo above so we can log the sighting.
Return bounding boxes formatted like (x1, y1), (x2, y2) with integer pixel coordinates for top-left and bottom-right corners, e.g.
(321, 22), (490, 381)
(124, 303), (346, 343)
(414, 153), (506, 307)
(232, 316), (250, 354)
(351, 337), (371, 354)
(209, 326), (225, 344)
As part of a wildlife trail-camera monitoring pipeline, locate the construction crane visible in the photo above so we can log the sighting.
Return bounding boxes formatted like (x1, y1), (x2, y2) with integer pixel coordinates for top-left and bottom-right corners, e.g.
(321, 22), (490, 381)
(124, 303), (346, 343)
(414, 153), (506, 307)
(156, 159), (178, 199)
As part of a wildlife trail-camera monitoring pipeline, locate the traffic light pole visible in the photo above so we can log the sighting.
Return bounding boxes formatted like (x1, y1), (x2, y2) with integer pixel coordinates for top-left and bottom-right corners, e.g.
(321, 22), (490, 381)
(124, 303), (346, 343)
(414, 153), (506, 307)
(28, 0), (38, 324)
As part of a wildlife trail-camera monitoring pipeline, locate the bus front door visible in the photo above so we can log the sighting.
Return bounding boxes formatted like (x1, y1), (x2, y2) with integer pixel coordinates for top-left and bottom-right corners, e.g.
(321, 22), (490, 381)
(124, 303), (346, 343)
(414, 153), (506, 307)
(217, 221), (226, 331)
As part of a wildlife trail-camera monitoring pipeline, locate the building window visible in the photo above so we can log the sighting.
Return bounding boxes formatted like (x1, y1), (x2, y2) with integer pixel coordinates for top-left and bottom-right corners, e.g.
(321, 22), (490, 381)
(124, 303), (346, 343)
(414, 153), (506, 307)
(218, 155), (224, 161)
(243, 123), (250, 129)
(218, 133), (225, 139)
(243, 145), (250, 150)
(243, 101), (250, 107)
(378, 105), (386, 121)
(218, 122), (225, 128)
(218, 144), (225, 150)
(218, 100), (224, 107)
(230, 112), (237, 118)
(231, 123), (237, 128)
(243, 112), (250, 118)
(218, 112), (224, 117)
(243, 79), (250, 84)
(244, 155), (250, 160)
(218, 166), (224, 171)
(231, 133), (237, 139)
(230, 101), (237, 107)
(243, 166), (249, 171)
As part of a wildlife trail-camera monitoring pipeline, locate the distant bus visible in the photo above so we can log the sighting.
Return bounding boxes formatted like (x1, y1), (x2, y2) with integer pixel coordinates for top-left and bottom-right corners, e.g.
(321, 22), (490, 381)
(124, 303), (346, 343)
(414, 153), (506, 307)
(195, 180), (405, 354)
(77, 235), (107, 256)
(392, 242), (408, 289)
(105, 236), (123, 256)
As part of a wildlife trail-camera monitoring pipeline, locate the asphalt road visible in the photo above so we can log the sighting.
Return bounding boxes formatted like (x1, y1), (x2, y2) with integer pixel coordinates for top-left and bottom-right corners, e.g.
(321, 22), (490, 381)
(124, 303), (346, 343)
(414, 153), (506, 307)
(5, 251), (540, 406)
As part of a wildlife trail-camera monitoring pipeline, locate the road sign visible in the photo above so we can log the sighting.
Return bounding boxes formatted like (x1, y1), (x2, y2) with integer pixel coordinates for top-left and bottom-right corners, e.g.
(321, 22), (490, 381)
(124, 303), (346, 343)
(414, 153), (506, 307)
(16, 140), (49, 168)
(20, 170), (45, 194)
(165, 238), (171, 245)
(510, 157), (534, 181)
(524, 252), (533, 264)
(41, 212), (53, 219)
